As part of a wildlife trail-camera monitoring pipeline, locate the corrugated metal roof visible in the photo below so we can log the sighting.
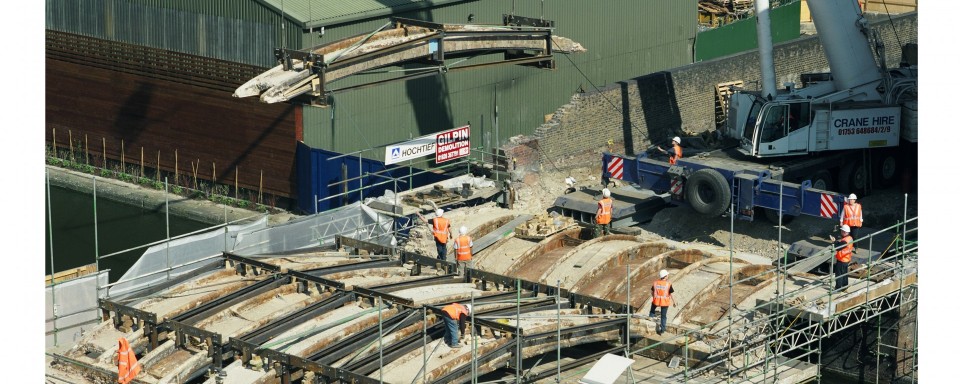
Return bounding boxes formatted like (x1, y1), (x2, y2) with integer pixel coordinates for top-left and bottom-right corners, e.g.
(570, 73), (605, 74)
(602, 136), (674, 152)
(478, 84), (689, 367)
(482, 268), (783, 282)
(256, 0), (467, 28)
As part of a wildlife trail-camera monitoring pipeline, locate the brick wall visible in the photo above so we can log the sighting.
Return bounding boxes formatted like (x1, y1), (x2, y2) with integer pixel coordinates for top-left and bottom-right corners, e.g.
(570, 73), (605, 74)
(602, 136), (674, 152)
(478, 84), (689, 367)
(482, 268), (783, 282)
(515, 13), (917, 167)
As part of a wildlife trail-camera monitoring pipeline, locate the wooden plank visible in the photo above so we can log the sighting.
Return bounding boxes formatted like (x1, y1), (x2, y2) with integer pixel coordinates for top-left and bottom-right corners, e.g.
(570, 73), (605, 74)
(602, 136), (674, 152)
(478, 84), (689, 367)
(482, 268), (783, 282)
(46, 264), (98, 285)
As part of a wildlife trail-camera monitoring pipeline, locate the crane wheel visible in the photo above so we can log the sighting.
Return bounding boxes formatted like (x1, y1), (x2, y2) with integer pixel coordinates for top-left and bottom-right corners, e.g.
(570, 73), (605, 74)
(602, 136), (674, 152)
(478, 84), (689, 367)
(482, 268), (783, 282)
(839, 160), (866, 196)
(809, 170), (833, 191)
(685, 168), (731, 217)
(874, 149), (900, 187)
(762, 207), (796, 225)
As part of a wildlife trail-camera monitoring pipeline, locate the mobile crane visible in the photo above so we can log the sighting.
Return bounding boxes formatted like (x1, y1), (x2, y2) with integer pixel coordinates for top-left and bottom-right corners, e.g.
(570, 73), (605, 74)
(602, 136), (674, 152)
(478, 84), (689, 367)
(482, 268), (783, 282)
(575, 0), (916, 225)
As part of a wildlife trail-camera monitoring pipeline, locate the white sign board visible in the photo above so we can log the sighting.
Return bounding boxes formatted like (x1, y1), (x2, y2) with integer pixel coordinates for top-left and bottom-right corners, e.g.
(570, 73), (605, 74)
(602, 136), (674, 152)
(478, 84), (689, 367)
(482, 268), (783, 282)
(384, 126), (470, 165)
(578, 354), (636, 384)
(385, 133), (438, 165)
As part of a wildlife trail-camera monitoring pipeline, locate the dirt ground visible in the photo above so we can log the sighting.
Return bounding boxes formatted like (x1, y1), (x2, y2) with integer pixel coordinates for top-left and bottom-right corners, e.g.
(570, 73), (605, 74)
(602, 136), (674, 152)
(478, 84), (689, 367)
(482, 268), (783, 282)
(405, 145), (919, 263)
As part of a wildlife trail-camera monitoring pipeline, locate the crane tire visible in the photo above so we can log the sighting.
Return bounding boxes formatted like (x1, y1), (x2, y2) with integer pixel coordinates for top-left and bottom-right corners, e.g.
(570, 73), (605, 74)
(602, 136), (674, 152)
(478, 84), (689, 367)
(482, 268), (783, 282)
(685, 168), (731, 217)
(839, 160), (866, 197)
(762, 207), (796, 225)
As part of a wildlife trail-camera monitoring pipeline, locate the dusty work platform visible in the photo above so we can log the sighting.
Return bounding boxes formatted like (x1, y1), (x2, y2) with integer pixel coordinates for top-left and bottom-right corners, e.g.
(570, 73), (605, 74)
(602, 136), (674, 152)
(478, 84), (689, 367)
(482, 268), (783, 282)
(46, 203), (917, 384)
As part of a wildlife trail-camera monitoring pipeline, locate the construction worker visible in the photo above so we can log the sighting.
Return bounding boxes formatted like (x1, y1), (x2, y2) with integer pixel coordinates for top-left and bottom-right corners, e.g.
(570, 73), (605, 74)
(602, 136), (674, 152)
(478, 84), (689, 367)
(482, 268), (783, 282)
(117, 337), (141, 384)
(440, 303), (472, 348)
(454, 226), (474, 275)
(829, 225), (854, 291)
(417, 208), (451, 261)
(648, 269), (676, 335)
(657, 136), (683, 165)
(564, 176), (577, 194)
(840, 193), (863, 248)
(595, 188), (613, 236)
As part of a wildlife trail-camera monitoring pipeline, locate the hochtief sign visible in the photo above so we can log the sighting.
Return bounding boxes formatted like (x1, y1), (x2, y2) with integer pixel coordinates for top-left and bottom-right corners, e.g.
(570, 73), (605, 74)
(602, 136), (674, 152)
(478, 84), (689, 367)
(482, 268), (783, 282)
(384, 125), (470, 165)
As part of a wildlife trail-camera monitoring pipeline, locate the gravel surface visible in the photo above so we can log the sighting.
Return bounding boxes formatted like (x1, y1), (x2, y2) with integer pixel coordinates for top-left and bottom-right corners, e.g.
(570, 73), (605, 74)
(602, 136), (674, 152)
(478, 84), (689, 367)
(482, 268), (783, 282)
(508, 147), (918, 263)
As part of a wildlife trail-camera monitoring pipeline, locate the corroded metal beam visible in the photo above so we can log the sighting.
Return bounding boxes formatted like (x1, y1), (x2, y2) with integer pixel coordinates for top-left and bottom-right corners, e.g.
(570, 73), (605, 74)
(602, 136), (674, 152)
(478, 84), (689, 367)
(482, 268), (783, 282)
(234, 16), (585, 106)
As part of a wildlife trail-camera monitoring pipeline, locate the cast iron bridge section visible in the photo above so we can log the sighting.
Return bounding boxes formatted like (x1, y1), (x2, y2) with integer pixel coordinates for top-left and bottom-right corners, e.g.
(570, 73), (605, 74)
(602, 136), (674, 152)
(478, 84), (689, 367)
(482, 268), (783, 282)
(233, 15), (578, 106)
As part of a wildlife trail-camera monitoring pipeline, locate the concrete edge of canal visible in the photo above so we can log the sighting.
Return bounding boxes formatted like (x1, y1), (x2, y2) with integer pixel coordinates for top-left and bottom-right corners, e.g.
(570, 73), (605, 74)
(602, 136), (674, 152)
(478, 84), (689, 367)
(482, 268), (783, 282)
(45, 165), (299, 226)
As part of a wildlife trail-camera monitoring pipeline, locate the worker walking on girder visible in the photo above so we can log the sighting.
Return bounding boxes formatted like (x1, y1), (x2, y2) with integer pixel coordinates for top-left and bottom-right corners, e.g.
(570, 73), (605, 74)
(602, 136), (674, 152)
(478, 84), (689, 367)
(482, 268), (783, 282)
(648, 269), (676, 335)
(453, 226), (474, 275)
(440, 303), (472, 348)
(417, 209), (452, 261)
(840, 194), (863, 249)
(595, 188), (614, 236)
(830, 225), (854, 291)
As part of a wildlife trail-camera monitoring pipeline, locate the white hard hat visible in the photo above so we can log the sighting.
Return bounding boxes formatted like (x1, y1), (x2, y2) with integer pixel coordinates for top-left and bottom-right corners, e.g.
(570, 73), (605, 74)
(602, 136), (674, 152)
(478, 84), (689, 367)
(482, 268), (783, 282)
(436, 208), (444, 217)
(848, 194), (857, 201)
(565, 176), (576, 186)
(460, 226), (468, 235)
(602, 188), (611, 197)
(464, 304), (472, 314)
(672, 136), (681, 144)
(659, 269), (669, 279)
(840, 225), (850, 233)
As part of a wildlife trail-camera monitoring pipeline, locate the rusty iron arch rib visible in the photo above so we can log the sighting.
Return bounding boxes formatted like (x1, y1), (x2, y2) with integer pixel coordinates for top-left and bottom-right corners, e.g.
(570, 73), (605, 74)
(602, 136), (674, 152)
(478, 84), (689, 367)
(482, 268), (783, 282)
(234, 16), (585, 106)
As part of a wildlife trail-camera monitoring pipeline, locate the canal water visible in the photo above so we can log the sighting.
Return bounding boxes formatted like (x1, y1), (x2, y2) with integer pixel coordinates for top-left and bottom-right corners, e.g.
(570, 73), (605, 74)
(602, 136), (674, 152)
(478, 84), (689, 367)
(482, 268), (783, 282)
(44, 185), (211, 283)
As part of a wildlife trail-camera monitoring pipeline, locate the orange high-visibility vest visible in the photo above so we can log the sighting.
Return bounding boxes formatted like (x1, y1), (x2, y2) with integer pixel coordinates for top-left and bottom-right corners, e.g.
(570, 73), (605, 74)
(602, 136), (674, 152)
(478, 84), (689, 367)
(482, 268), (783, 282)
(842, 203), (863, 227)
(669, 143), (683, 165)
(652, 279), (672, 307)
(597, 198), (613, 225)
(442, 303), (468, 319)
(117, 337), (141, 384)
(836, 235), (853, 263)
(432, 217), (450, 243)
(454, 235), (472, 261)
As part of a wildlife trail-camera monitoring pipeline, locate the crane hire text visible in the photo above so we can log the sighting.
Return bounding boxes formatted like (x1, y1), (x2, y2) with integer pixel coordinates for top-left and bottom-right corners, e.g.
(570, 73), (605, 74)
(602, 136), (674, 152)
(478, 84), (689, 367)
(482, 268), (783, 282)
(834, 115), (896, 135)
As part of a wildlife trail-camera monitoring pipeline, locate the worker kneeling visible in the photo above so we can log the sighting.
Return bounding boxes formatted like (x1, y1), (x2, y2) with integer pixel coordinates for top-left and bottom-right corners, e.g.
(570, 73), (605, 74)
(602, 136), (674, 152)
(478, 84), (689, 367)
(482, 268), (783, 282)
(441, 303), (472, 348)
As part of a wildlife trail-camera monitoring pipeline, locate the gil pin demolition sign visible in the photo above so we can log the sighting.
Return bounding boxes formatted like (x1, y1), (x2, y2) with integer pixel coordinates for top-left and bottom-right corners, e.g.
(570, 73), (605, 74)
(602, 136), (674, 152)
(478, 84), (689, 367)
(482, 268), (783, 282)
(435, 125), (470, 163)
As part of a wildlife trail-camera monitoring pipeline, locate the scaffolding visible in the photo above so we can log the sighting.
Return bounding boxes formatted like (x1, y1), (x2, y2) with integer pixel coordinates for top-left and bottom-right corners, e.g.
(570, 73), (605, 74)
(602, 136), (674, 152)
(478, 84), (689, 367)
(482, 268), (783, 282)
(46, 162), (917, 383)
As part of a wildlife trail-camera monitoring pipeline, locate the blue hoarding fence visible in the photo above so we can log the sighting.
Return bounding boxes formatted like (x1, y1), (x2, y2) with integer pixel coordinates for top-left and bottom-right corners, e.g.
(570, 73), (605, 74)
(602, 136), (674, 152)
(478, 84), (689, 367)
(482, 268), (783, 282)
(296, 143), (451, 214)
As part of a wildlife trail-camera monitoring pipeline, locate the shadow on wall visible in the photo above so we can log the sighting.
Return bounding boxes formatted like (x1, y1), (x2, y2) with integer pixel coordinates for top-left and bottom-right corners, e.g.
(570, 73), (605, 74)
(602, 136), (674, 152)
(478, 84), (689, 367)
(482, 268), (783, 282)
(395, 7), (455, 136)
(218, 103), (296, 182)
(619, 81), (635, 156)
(113, 82), (156, 143)
(636, 71), (682, 149)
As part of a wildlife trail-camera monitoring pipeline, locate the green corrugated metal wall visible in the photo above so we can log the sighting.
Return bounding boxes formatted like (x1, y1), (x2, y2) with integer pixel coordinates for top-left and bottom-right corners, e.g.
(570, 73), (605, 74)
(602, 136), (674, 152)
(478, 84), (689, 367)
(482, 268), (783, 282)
(301, 0), (698, 160)
(694, 1), (801, 62)
(45, 0), (301, 67)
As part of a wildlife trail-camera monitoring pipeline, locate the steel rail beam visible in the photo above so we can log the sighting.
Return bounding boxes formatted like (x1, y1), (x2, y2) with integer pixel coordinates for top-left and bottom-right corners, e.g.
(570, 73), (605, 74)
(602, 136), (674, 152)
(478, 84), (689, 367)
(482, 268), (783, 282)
(519, 346), (621, 383)
(222, 252), (282, 274)
(325, 33), (440, 71)
(523, 319), (624, 341)
(308, 309), (420, 364)
(400, 250), (458, 274)
(287, 269), (346, 290)
(167, 320), (225, 368)
(231, 292), (355, 363)
(99, 299), (161, 350)
(431, 338), (519, 383)
(352, 286), (416, 307)
(366, 274), (460, 292)
(343, 324), (446, 374)
(301, 258), (400, 276)
(170, 274), (289, 325)
(335, 235), (396, 256)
